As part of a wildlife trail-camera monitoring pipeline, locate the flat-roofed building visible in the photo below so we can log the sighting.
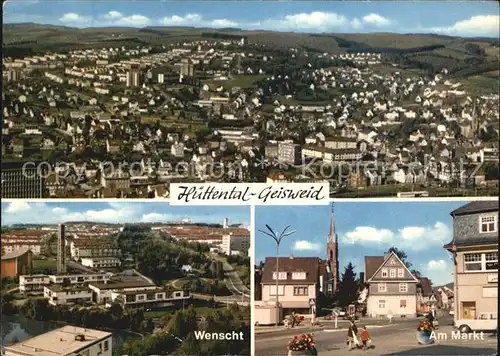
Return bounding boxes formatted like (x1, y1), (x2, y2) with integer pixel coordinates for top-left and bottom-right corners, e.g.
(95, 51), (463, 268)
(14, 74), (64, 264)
(81, 257), (121, 269)
(111, 287), (190, 308)
(3, 325), (112, 356)
(88, 280), (155, 304)
(44, 285), (92, 306)
(19, 274), (51, 294)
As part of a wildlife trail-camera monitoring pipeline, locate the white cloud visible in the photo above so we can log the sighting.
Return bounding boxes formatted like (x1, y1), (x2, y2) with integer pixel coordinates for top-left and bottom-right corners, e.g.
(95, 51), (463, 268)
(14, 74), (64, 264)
(103, 11), (122, 20)
(292, 240), (322, 252)
(59, 12), (91, 26)
(161, 14), (202, 25)
(344, 226), (394, 243)
(341, 222), (451, 250)
(210, 19), (238, 28)
(5, 201), (32, 213)
(362, 13), (391, 27)
(160, 14), (235, 28)
(1, 203), (246, 227)
(261, 12), (348, 31)
(351, 18), (363, 30)
(100, 11), (150, 26)
(430, 15), (500, 37)
(425, 259), (448, 270)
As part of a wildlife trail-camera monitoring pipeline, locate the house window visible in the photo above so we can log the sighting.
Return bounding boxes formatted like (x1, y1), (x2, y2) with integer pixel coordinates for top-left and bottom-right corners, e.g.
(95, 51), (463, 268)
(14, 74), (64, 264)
(389, 269), (396, 278)
(400, 299), (407, 308)
(486, 252), (498, 270)
(292, 272), (306, 280)
(269, 285), (285, 296)
(397, 268), (404, 278)
(104, 340), (109, 351)
(390, 259), (396, 265)
(480, 216), (497, 233)
(293, 286), (308, 296)
(379, 300), (386, 309)
(378, 283), (387, 292)
(399, 283), (408, 293)
(273, 272), (287, 280)
(464, 253), (482, 271)
(464, 252), (498, 272)
(381, 268), (388, 278)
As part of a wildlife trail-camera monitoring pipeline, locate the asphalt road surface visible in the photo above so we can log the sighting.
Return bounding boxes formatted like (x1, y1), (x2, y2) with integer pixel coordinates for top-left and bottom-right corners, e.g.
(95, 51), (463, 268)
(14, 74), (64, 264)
(255, 316), (497, 356)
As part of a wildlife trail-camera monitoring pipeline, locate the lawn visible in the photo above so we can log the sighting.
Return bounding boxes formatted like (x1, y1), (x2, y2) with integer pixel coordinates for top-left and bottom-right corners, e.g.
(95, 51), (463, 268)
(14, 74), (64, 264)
(32, 258), (58, 273)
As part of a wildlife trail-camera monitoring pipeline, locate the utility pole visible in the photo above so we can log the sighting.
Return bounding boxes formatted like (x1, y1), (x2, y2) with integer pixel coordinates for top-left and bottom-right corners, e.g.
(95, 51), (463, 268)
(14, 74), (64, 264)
(259, 224), (296, 327)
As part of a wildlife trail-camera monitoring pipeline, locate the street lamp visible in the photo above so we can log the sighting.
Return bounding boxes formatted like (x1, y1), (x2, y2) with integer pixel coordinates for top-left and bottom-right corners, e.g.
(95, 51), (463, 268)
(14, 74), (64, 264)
(259, 224), (296, 326)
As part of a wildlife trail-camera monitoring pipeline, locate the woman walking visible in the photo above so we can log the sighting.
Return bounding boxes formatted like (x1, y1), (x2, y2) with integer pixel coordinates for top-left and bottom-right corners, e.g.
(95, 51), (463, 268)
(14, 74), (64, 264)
(346, 318), (359, 351)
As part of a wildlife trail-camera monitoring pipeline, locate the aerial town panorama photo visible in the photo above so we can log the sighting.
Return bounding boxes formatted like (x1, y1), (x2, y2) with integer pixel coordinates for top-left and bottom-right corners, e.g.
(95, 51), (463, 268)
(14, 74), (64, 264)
(1, 0), (499, 198)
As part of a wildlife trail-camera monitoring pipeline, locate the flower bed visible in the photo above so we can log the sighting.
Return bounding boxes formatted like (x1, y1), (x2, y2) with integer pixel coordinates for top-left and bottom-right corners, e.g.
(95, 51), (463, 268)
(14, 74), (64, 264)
(288, 333), (318, 355)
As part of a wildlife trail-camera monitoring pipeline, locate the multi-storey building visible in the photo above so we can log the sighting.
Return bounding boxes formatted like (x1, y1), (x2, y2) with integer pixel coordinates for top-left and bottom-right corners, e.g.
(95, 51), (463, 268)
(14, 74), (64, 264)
(365, 251), (419, 318)
(278, 141), (301, 165)
(444, 201), (498, 323)
(259, 256), (320, 315)
(1, 161), (46, 198)
(44, 285), (93, 306)
(4, 326), (112, 356)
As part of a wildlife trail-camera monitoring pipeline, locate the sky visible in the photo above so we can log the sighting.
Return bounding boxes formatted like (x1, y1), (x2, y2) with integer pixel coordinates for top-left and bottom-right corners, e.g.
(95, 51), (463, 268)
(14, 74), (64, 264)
(3, 0), (500, 38)
(0, 201), (250, 227)
(255, 201), (479, 286)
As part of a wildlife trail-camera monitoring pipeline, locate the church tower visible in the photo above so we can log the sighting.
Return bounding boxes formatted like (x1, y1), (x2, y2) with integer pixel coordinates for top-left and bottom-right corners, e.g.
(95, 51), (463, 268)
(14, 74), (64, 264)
(327, 204), (339, 294)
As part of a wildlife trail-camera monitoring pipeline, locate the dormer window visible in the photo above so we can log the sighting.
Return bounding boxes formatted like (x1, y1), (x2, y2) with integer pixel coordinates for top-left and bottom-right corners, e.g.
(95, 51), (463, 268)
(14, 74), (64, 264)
(292, 272), (306, 280)
(273, 272), (287, 280)
(480, 215), (497, 233)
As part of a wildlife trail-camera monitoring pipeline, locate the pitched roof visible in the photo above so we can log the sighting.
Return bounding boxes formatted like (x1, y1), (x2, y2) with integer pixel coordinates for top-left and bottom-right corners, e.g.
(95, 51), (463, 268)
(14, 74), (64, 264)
(450, 201), (499, 216)
(1, 247), (32, 260)
(364, 256), (385, 281)
(366, 252), (419, 283)
(261, 257), (319, 285)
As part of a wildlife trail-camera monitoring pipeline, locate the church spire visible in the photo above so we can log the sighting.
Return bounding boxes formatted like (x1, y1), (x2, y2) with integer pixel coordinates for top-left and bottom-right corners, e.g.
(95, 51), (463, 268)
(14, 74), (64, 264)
(328, 203), (336, 243)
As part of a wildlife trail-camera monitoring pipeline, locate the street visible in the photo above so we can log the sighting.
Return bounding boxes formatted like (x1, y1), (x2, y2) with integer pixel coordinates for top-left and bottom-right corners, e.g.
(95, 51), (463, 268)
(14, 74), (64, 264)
(255, 316), (498, 356)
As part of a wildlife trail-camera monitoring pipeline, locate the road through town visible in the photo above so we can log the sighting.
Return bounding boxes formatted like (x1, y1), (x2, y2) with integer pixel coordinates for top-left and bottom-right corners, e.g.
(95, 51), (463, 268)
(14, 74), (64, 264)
(255, 316), (497, 356)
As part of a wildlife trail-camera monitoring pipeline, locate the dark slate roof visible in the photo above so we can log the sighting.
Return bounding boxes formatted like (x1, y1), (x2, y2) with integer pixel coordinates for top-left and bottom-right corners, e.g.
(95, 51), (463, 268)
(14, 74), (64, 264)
(364, 256), (385, 281)
(450, 201), (499, 216)
(261, 257), (319, 285)
(443, 236), (498, 249)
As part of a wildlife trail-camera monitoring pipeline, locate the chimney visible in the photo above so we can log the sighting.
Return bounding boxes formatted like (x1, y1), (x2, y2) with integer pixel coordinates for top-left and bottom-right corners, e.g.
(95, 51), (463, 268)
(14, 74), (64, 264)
(223, 218), (228, 229)
(57, 224), (66, 274)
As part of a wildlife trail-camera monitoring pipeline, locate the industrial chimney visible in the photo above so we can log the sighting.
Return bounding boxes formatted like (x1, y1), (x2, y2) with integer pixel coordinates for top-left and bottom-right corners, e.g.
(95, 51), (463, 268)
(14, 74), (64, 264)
(57, 224), (66, 274)
(223, 218), (228, 229)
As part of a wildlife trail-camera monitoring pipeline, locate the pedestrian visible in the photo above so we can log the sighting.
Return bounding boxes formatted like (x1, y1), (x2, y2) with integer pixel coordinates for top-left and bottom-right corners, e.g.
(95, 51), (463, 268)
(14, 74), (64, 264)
(291, 311), (296, 328)
(346, 318), (359, 351)
(359, 325), (372, 350)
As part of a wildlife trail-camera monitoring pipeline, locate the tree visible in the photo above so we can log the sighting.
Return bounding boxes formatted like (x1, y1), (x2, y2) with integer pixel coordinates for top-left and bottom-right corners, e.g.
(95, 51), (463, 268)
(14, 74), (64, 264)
(336, 262), (359, 308)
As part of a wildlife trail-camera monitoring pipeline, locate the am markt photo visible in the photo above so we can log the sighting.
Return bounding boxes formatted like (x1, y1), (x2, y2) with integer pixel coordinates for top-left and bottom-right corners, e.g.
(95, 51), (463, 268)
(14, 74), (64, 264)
(254, 200), (497, 356)
(2, 0), (499, 198)
(1, 202), (251, 356)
